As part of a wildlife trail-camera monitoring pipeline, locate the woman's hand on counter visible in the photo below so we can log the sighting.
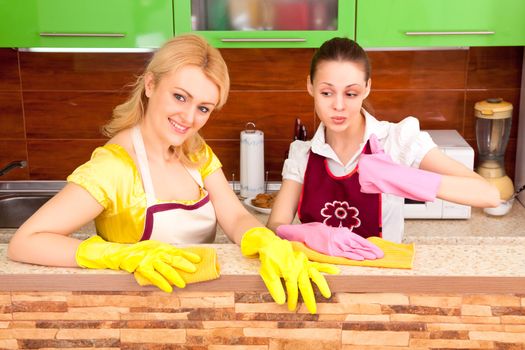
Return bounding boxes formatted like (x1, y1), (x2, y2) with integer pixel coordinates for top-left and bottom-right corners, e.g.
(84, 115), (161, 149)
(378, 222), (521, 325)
(241, 227), (339, 314)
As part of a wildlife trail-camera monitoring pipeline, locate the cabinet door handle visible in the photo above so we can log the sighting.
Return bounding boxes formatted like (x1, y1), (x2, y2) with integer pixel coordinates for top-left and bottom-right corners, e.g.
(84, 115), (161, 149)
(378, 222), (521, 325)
(40, 33), (125, 38)
(405, 31), (495, 36)
(221, 38), (306, 42)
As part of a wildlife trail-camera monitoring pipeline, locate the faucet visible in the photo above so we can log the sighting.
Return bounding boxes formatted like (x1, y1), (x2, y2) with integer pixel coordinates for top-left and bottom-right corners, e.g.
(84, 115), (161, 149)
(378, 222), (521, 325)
(0, 160), (27, 177)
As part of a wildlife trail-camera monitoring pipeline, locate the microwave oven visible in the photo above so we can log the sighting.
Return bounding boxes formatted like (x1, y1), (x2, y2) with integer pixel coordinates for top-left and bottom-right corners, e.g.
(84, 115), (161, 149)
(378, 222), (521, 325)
(403, 130), (474, 219)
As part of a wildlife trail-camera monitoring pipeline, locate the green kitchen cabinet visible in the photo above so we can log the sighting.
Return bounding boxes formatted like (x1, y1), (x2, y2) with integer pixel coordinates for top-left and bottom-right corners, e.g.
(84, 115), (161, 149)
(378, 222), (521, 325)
(357, 0), (525, 47)
(174, 0), (355, 48)
(0, 0), (172, 49)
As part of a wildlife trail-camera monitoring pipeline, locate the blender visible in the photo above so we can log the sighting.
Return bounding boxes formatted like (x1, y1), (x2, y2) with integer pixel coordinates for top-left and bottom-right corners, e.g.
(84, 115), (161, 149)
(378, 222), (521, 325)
(474, 98), (514, 216)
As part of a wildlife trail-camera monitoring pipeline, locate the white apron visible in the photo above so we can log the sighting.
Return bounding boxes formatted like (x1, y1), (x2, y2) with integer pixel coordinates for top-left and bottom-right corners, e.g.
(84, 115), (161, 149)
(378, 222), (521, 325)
(132, 126), (217, 244)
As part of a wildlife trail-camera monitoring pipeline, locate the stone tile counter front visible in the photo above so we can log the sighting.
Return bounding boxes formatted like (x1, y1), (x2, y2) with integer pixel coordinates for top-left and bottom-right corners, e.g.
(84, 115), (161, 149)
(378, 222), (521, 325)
(1, 206), (525, 349)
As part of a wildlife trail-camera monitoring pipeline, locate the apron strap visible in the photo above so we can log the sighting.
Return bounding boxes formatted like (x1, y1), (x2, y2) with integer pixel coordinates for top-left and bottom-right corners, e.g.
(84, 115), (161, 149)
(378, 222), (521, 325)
(132, 126), (157, 206)
(186, 167), (204, 188)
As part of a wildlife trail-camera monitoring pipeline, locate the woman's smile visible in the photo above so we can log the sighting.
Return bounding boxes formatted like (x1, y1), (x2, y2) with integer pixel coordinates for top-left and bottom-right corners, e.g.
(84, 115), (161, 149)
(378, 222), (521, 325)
(168, 117), (190, 134)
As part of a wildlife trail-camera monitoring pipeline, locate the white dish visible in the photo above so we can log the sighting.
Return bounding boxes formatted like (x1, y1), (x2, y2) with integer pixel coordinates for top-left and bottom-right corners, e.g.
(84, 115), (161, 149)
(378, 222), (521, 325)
(483, 198), (514, 216)
(243, 197), (272, 214)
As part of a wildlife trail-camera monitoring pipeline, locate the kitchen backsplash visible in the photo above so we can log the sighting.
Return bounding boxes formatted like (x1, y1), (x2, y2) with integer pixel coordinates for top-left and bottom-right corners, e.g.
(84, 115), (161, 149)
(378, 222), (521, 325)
(0, 46), (522, 181)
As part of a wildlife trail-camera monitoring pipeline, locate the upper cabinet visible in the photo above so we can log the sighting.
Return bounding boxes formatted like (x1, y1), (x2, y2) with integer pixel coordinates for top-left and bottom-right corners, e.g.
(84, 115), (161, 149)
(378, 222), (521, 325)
(174, 0), (355, 48)
(0, 0), (173, 49)
(356, 0), (525, 48)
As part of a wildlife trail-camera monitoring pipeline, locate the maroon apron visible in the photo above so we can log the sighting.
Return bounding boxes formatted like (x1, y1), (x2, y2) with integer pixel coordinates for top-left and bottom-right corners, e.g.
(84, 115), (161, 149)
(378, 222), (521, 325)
(298, 141), (382, 238)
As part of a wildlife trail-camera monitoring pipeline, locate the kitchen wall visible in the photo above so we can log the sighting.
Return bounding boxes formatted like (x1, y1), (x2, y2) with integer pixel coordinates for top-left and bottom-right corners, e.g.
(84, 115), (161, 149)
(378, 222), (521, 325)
(0, 46), (522, 181)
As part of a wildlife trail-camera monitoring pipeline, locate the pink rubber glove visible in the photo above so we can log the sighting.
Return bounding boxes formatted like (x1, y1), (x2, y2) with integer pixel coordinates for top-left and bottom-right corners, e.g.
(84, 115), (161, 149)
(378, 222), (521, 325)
(276, 222), (384, 261)
(358, 134), (442, 202)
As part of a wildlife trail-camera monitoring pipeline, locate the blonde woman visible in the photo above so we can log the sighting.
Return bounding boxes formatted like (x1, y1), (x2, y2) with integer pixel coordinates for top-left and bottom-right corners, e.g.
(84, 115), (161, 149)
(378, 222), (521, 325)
(8, 34), (337, 314)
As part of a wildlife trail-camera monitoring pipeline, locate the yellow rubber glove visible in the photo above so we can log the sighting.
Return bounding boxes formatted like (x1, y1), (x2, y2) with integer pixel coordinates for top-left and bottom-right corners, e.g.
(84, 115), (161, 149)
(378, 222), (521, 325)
(241, 227), (339, 314)
(76, 235), (201, 292)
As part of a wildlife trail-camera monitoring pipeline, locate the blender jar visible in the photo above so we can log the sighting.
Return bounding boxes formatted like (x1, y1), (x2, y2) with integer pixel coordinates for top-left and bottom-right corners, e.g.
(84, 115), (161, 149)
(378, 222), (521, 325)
(474, 98), (514, 215)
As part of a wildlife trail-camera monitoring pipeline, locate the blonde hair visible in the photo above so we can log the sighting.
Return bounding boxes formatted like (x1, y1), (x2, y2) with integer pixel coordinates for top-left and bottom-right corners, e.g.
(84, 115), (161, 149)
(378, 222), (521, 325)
(102, 34), (230, 166)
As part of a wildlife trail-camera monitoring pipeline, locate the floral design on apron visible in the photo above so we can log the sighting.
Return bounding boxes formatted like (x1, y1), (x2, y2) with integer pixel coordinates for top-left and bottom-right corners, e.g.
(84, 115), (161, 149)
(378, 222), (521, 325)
(132, 126), (217, 244)
(298, 140), (382, 238)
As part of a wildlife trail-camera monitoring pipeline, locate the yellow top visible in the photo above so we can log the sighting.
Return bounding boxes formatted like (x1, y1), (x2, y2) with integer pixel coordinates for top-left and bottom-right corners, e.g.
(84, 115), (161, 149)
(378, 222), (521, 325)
(67, 143), (222, 243)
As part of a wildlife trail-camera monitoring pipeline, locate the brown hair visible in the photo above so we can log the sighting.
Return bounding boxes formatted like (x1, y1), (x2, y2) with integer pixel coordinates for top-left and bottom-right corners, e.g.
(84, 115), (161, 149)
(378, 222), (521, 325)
(309, 37), (371, 84)
(102, 34), (230, 166)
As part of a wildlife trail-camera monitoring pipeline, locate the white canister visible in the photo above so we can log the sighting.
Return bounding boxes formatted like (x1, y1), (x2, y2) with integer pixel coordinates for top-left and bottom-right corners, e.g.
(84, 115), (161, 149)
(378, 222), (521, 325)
(240, 122), (264, 198)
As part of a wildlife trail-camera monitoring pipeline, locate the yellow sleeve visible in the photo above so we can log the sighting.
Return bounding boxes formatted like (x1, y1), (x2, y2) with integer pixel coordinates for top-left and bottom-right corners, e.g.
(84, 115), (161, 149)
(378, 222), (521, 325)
(67, 144), (135, 211)
(196, 143), (222, 180)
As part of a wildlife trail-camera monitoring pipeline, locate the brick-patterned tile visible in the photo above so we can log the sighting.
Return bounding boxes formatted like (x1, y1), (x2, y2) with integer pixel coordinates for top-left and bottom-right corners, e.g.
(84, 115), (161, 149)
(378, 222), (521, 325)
(56, 328), (119, 340)
(179, 295), (235, 308)
(11, 301), (68, 313)
(8, 321), (35, 329)
(408, 331), (429, 339)
(236, 303), (298, 315)
(343, 314), (390, 322)
(492, 307), (525, 316)
(503, 324), (525, 333)
(176, 292), (234, 298)
(0, 328), (13, 339)
(342, 321), (425, 331)
(342, 330), (409, 346)
(0, 338), (17, 350)
(18, 338), (120, 348)
(409, 295), (463, 308)
(10, 328), (57, 339)
(244, 327), (340, 341)
(494, 342), (524, 350)
(337, 293), (409, 305)
(470, 331), (525, 343)
(429, 330), (470, 339)
(237, 312), (318, 322)
(342, 346), (424, 350)
(463, 295), (522, 307)
(409, 338), (495, 348)
(269, 338), (341, 350)
(187, 308), (237, 321)
(460, 316), (501, 324)
(187, 328), (268, 346)
(39, 348), (119, 350)
(210, 346), (268, 350)
(314, 303), (382, 315)
(390, 314), (463, 323)
(427, 323), (505, 332)
(121, 345), (206, 350)
(11, 292), (69, 302)
(277, 321), (341, 329)
(382, 305), (461, 316)
(235, 292), (276, 304)
(66, 294), (180, 309)
(0, 294), (12, 320)
(501, 316), (525, 324)
(121, 312), (190, 321)
(123, 320), (202, 329)
(202, 321), (277, 329)
(120, 329), (186, 344)
(0, 321), (9, 328)
(35, 320), (122, 329)
(12, 310), (121, 321)
(461, 305), (493, 317)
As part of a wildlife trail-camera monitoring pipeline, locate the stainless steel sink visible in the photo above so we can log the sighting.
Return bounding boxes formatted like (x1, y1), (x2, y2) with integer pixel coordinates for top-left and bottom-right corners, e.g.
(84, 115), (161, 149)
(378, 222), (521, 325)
(0, 181), (65, 228)
(0, 194), (54, 228)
